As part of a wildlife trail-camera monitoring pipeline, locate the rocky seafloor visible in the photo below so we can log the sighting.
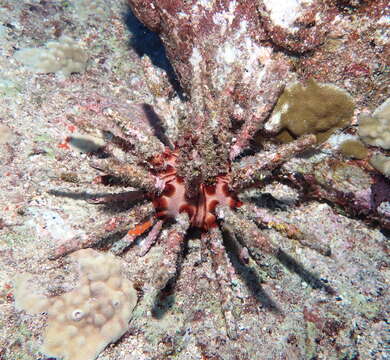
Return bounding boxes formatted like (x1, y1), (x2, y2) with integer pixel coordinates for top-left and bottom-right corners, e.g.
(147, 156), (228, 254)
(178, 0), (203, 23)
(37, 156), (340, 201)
(0, 0), (389, 359)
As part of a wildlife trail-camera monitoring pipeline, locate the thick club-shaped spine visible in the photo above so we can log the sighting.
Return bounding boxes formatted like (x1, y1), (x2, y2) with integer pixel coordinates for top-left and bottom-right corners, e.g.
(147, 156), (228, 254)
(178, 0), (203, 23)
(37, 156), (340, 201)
(91, 158), (165, 195)
(230, 135), (317, 191)
(216, 205), (278, 257)
(204, 227), (238, 340)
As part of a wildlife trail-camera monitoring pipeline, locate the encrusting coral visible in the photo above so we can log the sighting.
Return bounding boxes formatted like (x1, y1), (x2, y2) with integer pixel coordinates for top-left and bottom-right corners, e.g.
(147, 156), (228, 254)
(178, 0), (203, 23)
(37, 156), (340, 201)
(357, 97), (390, 178)
(14, 36), (88, 78)
(359, 98), (390, 150)
(14, 249), (137, 360)
(370, 154), (390, 178)
(338, 139), (368, 160)
(265, 79), (355, 142)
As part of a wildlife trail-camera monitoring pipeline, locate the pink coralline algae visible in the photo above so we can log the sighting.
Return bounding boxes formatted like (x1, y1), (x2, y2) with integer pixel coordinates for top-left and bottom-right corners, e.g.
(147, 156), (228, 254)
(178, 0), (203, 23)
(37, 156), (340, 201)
(51, 0), (388, 342)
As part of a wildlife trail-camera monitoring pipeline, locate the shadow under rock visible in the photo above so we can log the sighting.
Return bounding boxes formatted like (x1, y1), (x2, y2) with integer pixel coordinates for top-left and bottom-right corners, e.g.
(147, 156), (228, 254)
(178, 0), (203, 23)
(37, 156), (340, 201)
(124, 8), (185, 99)
(95, 229), (131, 251)
(222, 226), (336, 313)
(49, 189), (108, 200)
(66, 137), (110, 157)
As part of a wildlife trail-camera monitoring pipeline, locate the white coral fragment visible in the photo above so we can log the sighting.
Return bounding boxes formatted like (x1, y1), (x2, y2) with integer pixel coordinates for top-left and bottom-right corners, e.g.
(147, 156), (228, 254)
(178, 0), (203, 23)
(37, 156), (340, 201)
(13, 249), (137, 360)
(359, 98), (390, 150)
(14, 36), (88, 77)
(263, 0), (313, 30)
(370, 154), (390, 178)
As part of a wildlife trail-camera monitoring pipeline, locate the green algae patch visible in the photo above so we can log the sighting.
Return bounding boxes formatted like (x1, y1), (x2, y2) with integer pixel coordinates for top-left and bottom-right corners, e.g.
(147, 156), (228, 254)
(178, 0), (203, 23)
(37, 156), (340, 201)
(273, 79), (354, 143)
(339, 139), (368, 159)
(30, 134), (56, 159)
(0, 232), (29, 247)
(6, 322), (40, 360)
(304, 321), (319, 359)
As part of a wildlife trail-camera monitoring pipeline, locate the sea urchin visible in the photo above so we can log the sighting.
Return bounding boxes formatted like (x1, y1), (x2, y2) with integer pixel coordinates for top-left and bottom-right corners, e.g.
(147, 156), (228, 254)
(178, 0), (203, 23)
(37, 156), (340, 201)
(50, 80), (321, 337)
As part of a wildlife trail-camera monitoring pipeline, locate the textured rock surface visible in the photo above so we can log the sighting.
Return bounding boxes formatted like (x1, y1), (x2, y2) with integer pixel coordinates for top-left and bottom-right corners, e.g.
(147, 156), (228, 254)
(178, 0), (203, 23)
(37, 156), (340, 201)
(0, 1), (389, 360)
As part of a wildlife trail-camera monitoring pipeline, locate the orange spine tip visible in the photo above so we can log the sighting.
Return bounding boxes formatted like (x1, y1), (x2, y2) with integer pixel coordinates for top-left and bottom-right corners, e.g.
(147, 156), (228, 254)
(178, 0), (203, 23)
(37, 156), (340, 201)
(58, 142), (70, 150)
(128, 219), (153, 236)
